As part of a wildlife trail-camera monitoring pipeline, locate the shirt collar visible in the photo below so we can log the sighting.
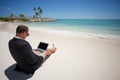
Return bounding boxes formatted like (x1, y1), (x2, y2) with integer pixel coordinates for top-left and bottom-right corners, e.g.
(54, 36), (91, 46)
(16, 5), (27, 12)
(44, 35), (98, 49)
(14, 36), (24, 40)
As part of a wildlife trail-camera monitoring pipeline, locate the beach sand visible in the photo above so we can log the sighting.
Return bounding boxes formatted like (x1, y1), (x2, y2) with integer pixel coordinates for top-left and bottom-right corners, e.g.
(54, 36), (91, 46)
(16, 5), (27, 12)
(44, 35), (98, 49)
(0, 22), (120, 80)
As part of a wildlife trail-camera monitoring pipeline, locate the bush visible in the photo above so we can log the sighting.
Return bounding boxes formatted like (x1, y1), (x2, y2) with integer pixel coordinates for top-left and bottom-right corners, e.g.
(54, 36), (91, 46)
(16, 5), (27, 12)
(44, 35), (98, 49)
(0, 17), (29, 22)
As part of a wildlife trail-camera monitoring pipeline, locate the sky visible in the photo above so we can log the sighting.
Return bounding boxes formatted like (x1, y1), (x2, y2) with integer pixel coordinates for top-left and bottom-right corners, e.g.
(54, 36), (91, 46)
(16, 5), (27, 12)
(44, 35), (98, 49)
(0, 0), (120, 19)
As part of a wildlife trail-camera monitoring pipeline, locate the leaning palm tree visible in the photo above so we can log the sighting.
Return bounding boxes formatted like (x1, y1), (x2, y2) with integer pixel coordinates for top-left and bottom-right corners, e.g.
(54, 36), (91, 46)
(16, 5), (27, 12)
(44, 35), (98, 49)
(33, 7), (36, 11)
(38, 6), (43, 18)
(33, 7), (37, 18)
(35, 12), (39, 18)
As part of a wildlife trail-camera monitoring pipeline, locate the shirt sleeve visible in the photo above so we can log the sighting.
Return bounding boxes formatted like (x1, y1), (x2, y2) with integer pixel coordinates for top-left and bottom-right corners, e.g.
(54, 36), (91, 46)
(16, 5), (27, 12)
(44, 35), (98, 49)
(39, 52), (46, 61)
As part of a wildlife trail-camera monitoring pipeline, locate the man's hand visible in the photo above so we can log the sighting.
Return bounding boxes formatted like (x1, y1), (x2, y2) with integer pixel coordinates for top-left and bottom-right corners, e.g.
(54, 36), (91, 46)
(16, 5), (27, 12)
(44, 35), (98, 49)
(45, 44), (56, 56)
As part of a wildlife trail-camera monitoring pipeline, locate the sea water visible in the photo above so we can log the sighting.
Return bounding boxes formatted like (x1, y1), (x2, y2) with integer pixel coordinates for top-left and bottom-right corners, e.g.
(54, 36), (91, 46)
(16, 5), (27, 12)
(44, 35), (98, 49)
(23, 19), (120, 40)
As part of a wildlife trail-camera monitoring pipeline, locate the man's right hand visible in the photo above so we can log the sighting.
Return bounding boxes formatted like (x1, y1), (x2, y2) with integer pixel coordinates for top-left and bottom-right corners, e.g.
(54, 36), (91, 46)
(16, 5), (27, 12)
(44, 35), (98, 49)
(45, 44), (56, 56)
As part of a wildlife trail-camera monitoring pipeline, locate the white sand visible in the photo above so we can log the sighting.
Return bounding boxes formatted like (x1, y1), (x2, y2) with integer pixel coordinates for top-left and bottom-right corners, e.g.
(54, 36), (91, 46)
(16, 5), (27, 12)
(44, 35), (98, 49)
(0, 22), (120, 80)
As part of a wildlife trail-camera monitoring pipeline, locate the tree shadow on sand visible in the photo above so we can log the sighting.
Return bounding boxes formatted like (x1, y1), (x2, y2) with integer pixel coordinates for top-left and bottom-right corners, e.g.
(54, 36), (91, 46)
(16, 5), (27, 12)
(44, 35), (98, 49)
(4, 64), (33, 80)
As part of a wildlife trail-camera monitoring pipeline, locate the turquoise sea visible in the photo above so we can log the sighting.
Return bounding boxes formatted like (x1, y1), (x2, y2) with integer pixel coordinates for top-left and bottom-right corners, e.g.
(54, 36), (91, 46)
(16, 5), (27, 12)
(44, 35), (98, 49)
(23, 19), (120, 40)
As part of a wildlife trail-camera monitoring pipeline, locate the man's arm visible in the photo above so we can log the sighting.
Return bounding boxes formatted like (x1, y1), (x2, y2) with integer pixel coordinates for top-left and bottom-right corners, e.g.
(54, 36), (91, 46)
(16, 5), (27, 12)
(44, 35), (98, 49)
(33, 44), (56, 61)
(22, 44), (44, 65)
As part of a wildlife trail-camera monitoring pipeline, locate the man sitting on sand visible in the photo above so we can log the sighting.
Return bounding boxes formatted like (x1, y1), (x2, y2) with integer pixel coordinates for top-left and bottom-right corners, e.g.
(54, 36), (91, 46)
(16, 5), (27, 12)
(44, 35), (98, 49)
(8, 25), (56, 74)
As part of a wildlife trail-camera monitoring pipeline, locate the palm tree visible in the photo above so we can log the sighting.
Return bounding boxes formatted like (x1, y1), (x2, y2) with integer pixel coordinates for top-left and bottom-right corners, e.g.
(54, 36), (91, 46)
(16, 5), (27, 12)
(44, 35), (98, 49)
(38, 6), (43, 18)
(33, 7), (36, 12)
(33, 6), (43, 19)
(35, 12), (39, 18)
(33, 7), (37, 18)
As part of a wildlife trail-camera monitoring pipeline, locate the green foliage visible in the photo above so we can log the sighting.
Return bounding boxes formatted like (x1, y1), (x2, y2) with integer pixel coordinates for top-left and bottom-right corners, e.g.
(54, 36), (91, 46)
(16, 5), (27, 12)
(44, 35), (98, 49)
(0, 17), (29, 22)
(0, 6), (43, 22)
(9, 13), (15, 18)
(33, 6), (43, 18)
(0, 17), (15, 21)
(19, 14), (26, 18)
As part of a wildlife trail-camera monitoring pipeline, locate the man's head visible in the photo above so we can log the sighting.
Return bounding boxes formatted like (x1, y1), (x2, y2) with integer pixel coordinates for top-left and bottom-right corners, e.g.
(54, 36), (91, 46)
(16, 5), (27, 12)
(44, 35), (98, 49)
(16, 25), (29, 39)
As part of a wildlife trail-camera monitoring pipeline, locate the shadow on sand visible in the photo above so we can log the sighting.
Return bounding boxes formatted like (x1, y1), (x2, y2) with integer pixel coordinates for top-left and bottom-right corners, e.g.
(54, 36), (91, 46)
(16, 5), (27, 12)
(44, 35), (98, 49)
(4, 64), (33, 80)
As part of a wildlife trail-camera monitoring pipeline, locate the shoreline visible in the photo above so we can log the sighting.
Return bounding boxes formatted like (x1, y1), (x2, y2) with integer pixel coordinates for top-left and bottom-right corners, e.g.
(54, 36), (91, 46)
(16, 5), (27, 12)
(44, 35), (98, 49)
(1, 21), (120, 41)
(0, 21), (120, 44)
(29, 26), (120, 41)
(0, 22), (120, 80)
(12, 20), (120, 41)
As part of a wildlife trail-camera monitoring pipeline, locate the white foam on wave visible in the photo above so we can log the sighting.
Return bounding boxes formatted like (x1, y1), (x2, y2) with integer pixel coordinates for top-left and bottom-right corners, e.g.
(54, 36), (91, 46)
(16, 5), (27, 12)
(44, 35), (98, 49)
(30, 27), (120, 40)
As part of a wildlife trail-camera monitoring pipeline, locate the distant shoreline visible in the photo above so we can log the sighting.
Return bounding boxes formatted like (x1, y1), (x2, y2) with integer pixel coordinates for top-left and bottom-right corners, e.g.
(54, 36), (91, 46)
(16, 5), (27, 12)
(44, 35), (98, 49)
(0, 17), (57, 22)
(29, 18), (57, 22)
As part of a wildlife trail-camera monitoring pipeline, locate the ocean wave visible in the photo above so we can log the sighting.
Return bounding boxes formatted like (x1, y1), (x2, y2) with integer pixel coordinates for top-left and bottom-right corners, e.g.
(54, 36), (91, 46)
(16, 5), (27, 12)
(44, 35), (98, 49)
(30, 27), (120, 40)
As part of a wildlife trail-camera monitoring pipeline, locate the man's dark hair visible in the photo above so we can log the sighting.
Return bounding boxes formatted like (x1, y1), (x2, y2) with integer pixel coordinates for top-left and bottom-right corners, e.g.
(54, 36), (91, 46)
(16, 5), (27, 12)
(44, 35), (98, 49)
(16, 25), (29, 33)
